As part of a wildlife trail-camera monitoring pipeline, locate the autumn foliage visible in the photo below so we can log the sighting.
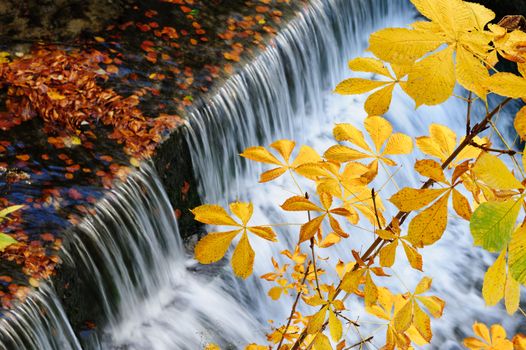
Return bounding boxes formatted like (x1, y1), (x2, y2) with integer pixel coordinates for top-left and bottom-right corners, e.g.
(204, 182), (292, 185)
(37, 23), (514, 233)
(193, 0), (526, 349)
(0, 47), (182, 158)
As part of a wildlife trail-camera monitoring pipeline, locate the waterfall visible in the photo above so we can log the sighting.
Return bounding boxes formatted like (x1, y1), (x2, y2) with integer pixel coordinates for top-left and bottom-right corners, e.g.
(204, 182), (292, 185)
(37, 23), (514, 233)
(1, 0), (521, 349)
(0, 284), (81, 350)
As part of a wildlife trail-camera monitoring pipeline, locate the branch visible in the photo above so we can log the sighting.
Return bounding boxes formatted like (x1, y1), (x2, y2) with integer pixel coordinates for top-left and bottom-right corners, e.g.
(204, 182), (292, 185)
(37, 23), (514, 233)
(276, 264), (310, 350)
(345, 336), (374, 349)
(469, 140), (517, 156)
(289, 97), (512, 350)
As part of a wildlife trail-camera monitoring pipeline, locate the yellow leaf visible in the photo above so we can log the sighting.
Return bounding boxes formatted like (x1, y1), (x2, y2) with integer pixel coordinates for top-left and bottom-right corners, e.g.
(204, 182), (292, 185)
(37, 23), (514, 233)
(291, 146), (322, 167)
(415, 277), (433, 295)
(389, 187), (448, 212)
(299, 215), (325, 243)
(348, 57), (392, 77)
(402, 241), (423, 271)
(393, 299), (413, 333)
(473, 322), (491, 343)
(270, 140), (295, 163)
(482, 249), (506, 306)
(312, 333), (332, 350)
(268, 286), (283, 300)
(240, 146), (283, 165)
(334, 78), (388, 95)
(365, 83), (395, 116)
(232, 233), (255, 279)
(405, 46), (456, 107)
(340, 268), (365, 293)
(364, 116), (392, 153)
(413, 302), (432, 343)
(229, 202), (253, 226)
(245, 344), (268, 350)
(452, 189), (472, 221)
(248, 226), (277, 242)
(513, 334), (526, 350)
(465, 2), (495, 30)
(456, 46), (489, 100)
(504, 272), (520, 315)
(430, 124), (456, 159)
(473, 152), (523, 190)
(295, 162), (329, 180)
(47, 90), (66, 100)
(383, 133), (413, 155)
(406, 325), (430, 346)
(195, 230), (241, 264)
(380, 241), (398, 267)
(319, 232), (341, 248)
(130, 157), (141, 167)
(259, 167), (287, 183)
(323, 145), (370, 162)
(416, 295), (445, 318)
(414, 159), (446, 183)
(415, 137), (443, 160)
(329, 309), (342, 342)
(514, 106), (526, 141)
(406, 192), (450, 247)
(307, 305), (328, 334)
(281, 196), (323, 212)
(204, 343), (221, 350)
(368, 27), (444, 64)
(463, 337), (488, 349)
(333, 123), (371, 151)
(364, 271), (378, 306)
(191, 205), (239, 226)
(487, 72), (526, 98)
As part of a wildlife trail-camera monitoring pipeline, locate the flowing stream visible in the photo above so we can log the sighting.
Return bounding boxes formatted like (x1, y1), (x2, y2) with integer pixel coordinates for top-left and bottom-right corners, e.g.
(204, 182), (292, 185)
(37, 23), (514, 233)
(0, 0), (523, 349)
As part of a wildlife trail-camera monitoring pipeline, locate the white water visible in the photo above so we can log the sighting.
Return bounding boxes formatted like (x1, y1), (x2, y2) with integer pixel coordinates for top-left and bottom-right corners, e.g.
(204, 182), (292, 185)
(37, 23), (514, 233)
(1, 0), (523, 349)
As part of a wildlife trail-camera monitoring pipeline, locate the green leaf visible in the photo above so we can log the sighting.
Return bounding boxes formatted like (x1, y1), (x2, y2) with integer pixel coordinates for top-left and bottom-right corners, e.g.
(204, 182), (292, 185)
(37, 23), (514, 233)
(0, 205), (24, 221)
(0, 233), (17, 252)
(509, 225), (526, 284)
(470, 199), (522, 252)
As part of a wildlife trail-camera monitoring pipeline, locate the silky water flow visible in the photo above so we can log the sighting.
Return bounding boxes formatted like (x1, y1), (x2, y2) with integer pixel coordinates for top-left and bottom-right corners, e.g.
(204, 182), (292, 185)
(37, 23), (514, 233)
(1, 0), (523, 349)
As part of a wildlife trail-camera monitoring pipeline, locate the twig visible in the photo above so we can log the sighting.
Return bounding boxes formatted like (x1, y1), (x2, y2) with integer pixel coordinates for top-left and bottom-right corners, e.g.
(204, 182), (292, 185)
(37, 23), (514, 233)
(289, 97), (513, 350)
(335, 311), (360, 327)
(345, 336), (374, 349)
(305, 192), (322, 298)
(276, 264), (310, 350)
(371, 188), (382, 230)
(466, 91), (473, 136)
(469, 140), (516, 155)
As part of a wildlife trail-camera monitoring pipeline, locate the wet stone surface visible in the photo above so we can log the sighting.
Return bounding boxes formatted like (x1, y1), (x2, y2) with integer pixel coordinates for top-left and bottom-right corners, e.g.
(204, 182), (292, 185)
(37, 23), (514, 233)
(0, 0), (307, 334)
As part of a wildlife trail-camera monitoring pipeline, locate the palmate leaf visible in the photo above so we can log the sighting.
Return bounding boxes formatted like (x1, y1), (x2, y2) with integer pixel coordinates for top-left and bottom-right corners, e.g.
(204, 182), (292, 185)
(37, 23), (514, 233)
(335, 58), (408, 115)
(192, 202), (277, 279)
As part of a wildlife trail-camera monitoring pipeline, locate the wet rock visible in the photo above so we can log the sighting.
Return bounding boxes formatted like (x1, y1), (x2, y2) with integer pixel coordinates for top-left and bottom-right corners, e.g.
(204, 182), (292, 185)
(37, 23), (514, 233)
(0, 0), (131, 43)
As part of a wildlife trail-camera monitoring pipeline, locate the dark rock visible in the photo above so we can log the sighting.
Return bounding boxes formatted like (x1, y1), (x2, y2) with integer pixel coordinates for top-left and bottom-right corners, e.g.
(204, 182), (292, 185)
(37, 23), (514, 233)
(0, 0), (132, 43)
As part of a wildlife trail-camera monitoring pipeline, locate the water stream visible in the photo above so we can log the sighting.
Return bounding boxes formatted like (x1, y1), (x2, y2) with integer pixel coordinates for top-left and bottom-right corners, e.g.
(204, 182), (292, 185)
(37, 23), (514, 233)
(0, 0), (523, 349)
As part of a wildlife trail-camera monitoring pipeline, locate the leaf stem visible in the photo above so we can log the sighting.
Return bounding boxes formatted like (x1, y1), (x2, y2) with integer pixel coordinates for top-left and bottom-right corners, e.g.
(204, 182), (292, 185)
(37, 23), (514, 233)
(289, 97), (512, 350)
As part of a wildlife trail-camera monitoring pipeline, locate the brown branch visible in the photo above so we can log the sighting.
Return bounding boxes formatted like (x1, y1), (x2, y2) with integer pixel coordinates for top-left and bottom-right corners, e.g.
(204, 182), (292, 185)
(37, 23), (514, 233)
(466, 91), (473, 136)
(371, 188), (383, 230)
(345, 336), (374, 349)
(469, 140), (517, 156)
(289, 97), (512, 350)
(305, 192), (322, 298)
(276, 263), (310, 350)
